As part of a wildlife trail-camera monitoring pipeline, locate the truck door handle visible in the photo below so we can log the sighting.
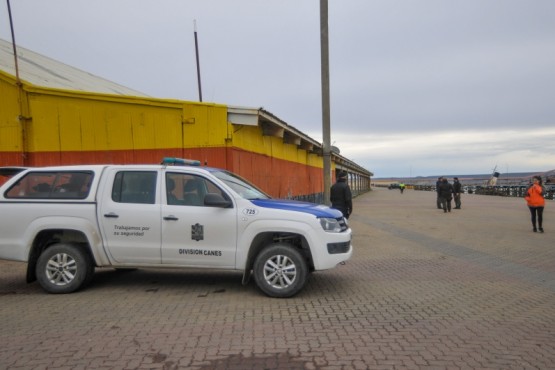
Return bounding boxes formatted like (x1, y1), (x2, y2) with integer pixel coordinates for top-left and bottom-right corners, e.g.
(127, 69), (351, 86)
(163, 215), (179, 221)
(104, 212), (119, 218)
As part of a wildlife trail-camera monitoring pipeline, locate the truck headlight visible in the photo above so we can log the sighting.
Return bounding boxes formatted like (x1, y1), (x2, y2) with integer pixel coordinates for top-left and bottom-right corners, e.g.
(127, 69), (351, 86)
(319, 217), (343, 233)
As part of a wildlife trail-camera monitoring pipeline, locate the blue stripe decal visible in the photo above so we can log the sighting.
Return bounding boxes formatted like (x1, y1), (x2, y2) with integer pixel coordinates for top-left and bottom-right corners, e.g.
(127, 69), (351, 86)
(251, 199), (342, 218)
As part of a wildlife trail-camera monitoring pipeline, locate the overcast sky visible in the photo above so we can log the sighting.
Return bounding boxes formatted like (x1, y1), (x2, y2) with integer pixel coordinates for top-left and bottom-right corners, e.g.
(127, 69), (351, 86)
(1, 0), (554, 177)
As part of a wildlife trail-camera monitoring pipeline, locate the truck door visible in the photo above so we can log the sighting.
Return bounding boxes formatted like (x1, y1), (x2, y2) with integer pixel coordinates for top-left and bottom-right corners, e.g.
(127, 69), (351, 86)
(98, 169), (162, 264)
(161, 172), (237, 268)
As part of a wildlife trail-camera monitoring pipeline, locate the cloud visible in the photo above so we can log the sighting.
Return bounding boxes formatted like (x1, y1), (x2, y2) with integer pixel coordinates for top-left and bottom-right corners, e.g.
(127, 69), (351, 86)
(1, 0), (554, 177)
(311, 127), (555, 177)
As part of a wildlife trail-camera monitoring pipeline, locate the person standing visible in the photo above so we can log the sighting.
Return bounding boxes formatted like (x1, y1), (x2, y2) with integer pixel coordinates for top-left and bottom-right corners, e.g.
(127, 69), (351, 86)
(435, 177), (443, 209)
(330, 171), (353, 219)
(399, 183), (405, 194)
(437, 178), (454, 213)
(524, 176), (545, 233)
(453, 177), (462, 209)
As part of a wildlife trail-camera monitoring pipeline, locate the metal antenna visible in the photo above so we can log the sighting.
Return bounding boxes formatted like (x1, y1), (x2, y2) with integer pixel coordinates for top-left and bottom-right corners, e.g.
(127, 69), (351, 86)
(7, 0), (21, 84)
(194, 20), (203, 102)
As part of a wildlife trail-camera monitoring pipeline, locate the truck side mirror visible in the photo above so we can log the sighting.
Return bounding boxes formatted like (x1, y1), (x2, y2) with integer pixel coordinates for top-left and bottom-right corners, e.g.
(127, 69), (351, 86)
(203, 193), (232, 208)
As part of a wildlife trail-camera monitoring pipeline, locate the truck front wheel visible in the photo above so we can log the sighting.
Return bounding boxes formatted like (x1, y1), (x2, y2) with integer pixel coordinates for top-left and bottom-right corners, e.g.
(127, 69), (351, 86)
(253, 244), (308, 298)
(36, 243), (94, 294)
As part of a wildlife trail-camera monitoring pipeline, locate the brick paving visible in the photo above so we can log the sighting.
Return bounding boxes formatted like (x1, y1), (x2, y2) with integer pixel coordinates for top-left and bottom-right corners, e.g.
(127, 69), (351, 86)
(1, 188), (554, 369)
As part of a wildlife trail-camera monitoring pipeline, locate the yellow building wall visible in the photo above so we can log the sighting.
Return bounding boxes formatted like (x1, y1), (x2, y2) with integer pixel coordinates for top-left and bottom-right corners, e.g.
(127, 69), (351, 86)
(0, 72), (24, 165)
(182, 103), (229, 148)
(26, 92), (184, 152)
(228, 124), (323, 170)
(0, 72), (334, 197)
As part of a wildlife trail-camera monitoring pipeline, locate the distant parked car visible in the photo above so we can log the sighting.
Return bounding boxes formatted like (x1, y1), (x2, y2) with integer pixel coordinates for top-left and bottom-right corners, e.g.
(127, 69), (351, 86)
(388, 183), (400, 190)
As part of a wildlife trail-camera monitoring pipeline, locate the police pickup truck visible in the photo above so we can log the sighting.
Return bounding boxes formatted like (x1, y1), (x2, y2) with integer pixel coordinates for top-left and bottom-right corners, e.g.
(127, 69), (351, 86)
(0, 158), (352, 298)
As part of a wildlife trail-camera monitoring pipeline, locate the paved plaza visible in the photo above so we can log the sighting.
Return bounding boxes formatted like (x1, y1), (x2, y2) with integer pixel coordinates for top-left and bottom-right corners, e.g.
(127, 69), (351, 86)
(1, 188), (554, 369)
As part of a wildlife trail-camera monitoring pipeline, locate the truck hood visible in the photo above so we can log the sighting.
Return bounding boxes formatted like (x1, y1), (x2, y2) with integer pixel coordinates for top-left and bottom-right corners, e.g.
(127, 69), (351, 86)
(250, 199), (343, 218)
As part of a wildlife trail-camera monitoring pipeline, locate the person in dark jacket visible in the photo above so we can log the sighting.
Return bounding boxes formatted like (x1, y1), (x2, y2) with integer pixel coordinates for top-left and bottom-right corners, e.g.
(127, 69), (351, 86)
(330, 171), (353, 219)
(437, 178), (454, 213)
(453, 177), (462, 209)
(436, 177), (443, 209)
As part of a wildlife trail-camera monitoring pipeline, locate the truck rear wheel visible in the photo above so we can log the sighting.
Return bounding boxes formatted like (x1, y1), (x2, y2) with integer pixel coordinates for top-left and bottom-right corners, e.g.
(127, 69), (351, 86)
(253, 244), (308, 298)
(36, 243), (94, 294)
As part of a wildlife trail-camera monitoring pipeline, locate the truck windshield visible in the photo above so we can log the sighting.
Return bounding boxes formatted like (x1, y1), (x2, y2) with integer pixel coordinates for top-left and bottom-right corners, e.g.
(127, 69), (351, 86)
(211, 170), (270, 200)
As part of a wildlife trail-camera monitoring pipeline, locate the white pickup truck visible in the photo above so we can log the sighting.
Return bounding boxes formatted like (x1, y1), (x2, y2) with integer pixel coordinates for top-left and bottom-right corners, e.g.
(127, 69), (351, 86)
(0, 158), (352, 297)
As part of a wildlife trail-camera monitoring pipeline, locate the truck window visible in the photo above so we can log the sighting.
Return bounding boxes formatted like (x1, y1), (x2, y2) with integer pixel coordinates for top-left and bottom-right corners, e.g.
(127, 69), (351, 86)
(112, 171), (157, 204)
(165, 173), (229, 206)
(5, 171), (94, 199)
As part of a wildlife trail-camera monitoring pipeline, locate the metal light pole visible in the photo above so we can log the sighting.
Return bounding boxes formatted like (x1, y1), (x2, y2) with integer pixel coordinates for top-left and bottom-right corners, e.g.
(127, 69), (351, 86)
(320, 0), (332, 205)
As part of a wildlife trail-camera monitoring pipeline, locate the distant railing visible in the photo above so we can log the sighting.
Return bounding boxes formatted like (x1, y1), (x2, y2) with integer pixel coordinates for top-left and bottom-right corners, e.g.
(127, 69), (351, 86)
(411, 184), (554, 200)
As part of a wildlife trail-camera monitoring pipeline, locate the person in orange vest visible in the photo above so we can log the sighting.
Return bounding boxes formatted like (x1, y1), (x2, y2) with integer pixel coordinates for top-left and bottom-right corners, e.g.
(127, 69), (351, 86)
(524, 175), (546, 233)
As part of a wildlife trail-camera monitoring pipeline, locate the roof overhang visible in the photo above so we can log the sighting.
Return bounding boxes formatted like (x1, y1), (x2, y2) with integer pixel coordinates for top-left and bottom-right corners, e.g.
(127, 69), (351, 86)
(227, 106), (373, 177)
(227, 106), (320, 154)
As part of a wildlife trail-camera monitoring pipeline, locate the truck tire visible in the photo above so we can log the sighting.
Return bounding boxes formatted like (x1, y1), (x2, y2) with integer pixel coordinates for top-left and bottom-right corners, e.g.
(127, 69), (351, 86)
(36, 243), (94, 294)
(253, 244), (308, 298)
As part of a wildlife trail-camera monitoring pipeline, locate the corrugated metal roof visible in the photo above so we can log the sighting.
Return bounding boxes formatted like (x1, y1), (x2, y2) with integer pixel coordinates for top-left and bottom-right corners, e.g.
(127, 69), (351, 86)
(0, 38), (148, 97)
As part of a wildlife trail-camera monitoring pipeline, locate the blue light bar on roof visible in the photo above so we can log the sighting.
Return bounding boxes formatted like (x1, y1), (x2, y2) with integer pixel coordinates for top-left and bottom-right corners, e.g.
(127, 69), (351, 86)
(161, 157), (201, 166)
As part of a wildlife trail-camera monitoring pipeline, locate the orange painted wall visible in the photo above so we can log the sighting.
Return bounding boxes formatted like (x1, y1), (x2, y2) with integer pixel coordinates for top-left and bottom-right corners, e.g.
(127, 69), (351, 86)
(183, 147), (322, 198)
(231, 148), (322, 198)
(8, 146), (322, 198)
(22, 148), (183, 166)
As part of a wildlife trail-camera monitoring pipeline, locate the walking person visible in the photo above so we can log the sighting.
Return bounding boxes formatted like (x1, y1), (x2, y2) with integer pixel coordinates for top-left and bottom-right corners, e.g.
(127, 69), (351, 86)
(524, 176), (545, 233)
(453, 177), (462, 209)
(437, 177), (454, 213)
(330, 170), (353, 219)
